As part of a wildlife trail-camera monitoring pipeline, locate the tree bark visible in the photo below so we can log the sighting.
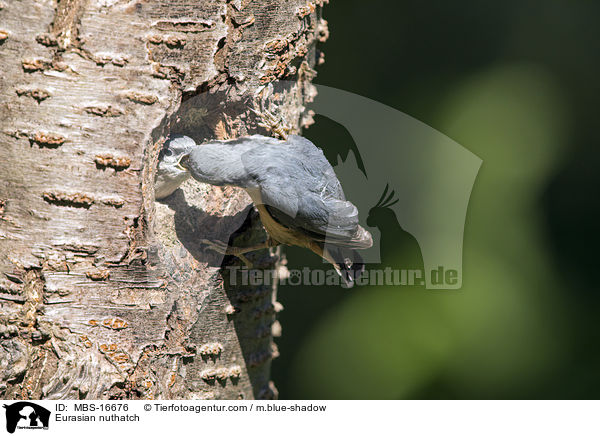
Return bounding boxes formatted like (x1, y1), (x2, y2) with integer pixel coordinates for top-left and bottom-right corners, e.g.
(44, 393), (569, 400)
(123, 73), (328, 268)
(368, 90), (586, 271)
(0, 0), (327, 400)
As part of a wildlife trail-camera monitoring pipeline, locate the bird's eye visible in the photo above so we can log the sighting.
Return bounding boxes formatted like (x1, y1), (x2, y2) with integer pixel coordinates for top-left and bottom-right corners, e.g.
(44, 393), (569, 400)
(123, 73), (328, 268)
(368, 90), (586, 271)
(164, 148), (173, 157)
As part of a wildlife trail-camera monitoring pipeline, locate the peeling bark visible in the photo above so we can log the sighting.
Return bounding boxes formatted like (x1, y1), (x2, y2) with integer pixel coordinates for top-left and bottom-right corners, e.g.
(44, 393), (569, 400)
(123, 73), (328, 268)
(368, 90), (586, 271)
(0, 0), (328, 400)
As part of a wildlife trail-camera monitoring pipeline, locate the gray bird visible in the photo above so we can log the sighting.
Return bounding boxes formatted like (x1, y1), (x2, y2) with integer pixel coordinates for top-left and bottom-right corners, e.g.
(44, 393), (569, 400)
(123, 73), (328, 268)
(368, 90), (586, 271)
(156, 134), (373, 286)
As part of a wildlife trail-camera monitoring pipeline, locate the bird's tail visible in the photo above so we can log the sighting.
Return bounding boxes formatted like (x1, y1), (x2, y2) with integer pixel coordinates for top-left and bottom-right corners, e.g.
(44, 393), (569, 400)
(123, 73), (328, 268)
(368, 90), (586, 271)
(325, 245), (366, 288)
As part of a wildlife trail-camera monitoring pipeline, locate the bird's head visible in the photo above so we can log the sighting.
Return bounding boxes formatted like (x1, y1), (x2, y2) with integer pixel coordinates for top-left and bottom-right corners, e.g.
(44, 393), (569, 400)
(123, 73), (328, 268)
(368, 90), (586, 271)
(160, 135), (196, 169)
(155, 135), (197, 199)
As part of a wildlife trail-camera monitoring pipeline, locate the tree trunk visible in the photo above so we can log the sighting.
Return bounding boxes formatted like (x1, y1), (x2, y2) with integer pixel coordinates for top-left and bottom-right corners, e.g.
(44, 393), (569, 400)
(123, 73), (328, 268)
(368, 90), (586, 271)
(0, 0), (327, 400)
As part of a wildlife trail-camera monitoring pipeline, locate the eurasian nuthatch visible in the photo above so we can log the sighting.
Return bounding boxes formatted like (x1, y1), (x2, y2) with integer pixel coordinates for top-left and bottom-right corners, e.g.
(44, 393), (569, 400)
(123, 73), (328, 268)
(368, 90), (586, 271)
(156, 134), (372, 286)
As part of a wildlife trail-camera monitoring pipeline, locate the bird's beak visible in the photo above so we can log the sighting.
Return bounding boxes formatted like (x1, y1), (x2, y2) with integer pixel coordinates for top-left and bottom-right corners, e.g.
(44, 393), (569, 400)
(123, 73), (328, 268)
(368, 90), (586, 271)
(176, 154), (189, 172)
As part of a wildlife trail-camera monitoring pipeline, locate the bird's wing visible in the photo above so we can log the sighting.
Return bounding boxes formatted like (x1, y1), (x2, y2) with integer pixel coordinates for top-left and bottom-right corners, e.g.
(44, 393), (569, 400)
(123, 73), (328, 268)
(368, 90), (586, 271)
(241, 141), (372, 248)
(264, 189), (372, 249)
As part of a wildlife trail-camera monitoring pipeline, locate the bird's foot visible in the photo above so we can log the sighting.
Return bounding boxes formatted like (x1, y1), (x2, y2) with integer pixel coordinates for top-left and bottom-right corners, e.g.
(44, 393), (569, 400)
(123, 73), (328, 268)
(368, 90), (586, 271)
(201, 239), (253, 268)
(250, 104), (291, 140)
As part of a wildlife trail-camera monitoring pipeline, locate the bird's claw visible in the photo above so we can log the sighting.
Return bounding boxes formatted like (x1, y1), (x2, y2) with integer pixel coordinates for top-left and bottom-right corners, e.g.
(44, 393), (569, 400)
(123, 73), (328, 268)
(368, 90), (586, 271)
(201, 239), (253, 268)
(200, 239), (228, 254)
(250, 105), (291, 140)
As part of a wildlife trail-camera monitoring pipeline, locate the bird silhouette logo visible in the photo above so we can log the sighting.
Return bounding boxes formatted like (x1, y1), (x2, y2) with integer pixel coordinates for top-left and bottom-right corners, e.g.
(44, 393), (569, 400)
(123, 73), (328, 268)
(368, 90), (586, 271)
(308, 84), (482, 288)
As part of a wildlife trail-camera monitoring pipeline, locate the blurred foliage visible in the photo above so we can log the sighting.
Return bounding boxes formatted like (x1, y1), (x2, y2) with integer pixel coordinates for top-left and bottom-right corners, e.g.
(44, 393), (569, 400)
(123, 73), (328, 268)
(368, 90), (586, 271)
(272, 1), (600, 398)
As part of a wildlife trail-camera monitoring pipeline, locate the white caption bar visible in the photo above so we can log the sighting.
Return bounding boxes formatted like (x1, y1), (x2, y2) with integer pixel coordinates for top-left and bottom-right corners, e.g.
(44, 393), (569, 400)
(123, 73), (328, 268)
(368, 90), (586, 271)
(0, 400), (597, 436)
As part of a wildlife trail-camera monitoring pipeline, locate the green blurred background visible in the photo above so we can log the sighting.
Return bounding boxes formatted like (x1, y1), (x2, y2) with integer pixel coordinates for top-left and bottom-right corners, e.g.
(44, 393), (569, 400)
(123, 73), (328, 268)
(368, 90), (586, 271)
(272, 0), (600, 399)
